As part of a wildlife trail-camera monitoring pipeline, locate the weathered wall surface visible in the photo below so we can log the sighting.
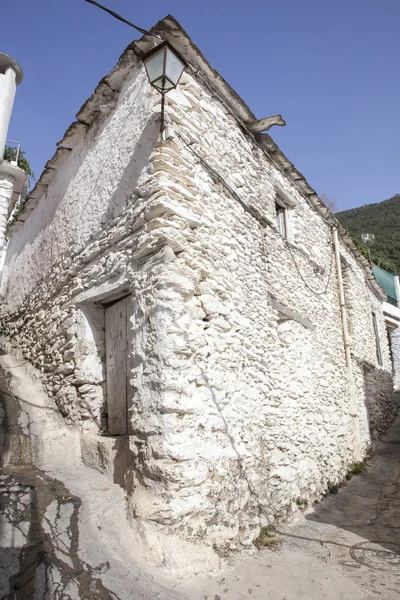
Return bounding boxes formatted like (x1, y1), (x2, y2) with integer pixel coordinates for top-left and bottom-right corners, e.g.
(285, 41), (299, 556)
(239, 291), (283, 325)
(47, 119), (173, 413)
(124, 69), (395, 554)
(383, 302), (400, 390)
(389, 321), (400, 389)
(0, 54), (223, 571)
(1, 58), (157, 311)
(0, 53), (162, 434)
(340, 248), (395, 444)
(0, 49), (396, 569)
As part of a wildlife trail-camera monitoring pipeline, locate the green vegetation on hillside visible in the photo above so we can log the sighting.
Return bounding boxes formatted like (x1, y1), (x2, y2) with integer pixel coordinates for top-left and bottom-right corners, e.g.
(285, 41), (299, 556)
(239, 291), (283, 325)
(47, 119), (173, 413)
(336, 194), (400, 275)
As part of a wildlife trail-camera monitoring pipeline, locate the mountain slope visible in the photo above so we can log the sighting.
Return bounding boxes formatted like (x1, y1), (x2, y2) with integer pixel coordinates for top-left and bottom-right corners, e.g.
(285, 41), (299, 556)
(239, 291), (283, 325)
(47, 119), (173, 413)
(336, 194), (400, 274)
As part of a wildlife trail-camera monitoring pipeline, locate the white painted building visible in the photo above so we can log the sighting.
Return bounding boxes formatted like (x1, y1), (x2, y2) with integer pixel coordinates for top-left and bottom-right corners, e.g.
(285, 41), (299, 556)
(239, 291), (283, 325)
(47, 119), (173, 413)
(373, 264), (400, 389)
(0, 53), (27, 263)
(0, 17), (396, 573)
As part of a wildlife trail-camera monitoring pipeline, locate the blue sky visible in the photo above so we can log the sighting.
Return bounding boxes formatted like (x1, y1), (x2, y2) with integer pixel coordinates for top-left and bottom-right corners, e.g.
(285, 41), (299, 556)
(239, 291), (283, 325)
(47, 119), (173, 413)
(3, 0), (399, 211)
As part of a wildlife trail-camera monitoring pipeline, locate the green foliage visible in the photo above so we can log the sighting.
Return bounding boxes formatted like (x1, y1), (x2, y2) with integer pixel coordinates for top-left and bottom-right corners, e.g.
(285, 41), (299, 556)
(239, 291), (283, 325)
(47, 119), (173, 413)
(327, 481), (339, 495)
(253, 526), (282, 550)
(295, 497), (308, 511)
(3, 145), (35, 184)
(350, 460), (368, 475)
(336, 194), (400, 275)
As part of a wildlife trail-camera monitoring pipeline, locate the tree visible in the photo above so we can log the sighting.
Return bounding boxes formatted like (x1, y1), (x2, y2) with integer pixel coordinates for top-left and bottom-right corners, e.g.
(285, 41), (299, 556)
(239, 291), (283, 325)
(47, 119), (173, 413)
(336, 194), (400, 275)
(3, 145), (35, 185)
(320, 193), (338, 214)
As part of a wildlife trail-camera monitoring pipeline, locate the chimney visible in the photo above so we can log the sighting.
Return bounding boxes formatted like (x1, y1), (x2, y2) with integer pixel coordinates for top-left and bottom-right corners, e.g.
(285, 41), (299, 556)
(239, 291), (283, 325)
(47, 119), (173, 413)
(0, 53), (26, 263)
(0, 54), (23, 159)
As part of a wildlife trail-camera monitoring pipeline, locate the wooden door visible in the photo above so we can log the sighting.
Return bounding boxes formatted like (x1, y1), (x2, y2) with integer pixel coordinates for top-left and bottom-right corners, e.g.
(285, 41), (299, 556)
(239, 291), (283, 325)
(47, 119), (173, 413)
(105, 297), (129, 435)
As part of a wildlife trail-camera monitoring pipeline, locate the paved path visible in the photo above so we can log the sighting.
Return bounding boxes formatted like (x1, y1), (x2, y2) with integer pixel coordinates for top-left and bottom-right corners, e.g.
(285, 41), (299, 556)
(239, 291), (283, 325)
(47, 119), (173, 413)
(0, 355), (184, 600)
(1, 345), (399, 599)
(179, 407), (400, 600)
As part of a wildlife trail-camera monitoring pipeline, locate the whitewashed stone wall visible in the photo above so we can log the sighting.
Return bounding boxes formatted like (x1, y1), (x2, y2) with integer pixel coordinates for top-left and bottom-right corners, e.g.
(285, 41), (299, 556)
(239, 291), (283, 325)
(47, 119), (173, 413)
(340, 248), (395, 443)
(383, 301), (400, 391)
(1, 57), (157, 310)
(124, 69), (395, 553)
(0, 48), (395, 568)
(390, 323), (400, 389)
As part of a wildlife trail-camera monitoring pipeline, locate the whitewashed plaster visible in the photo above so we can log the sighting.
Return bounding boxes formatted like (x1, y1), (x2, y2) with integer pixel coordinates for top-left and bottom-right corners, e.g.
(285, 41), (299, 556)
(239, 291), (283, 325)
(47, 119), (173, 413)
(0, 29), (396, 572)
(0, 65), (17, 157)
(384, 301), (400, 389)
(0, 174), (13, 248)
(1, 61), (158, 310)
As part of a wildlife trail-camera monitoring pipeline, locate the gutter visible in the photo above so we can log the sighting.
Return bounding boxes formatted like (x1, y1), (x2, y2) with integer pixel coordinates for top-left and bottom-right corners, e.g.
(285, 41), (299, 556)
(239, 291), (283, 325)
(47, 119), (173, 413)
(332, 227), (362, 460)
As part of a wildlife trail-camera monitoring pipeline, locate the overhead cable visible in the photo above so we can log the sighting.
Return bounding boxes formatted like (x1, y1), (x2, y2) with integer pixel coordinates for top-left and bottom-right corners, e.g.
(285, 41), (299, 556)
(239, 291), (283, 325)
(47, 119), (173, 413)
(83, 0), (161, 39)
(175, 128), (334, 296)
(286, 238), (335, 296)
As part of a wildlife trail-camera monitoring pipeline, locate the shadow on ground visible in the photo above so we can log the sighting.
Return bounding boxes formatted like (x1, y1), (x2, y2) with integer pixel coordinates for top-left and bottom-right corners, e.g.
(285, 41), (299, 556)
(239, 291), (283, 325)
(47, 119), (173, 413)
(0, 363), (121, 599)
(302, 397), (400, 571)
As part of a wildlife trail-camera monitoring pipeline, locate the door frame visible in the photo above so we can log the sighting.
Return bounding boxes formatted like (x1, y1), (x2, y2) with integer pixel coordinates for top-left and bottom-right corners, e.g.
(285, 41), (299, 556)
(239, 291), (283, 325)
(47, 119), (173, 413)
(103, 293), (132, 436)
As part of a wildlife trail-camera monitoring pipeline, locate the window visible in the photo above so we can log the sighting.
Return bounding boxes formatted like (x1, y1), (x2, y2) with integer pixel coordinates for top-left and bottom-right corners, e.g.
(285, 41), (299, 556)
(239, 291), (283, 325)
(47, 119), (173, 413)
(275, 202), (288, 239)
(274, 186), (296, 240)
(372, 311), (383, 366)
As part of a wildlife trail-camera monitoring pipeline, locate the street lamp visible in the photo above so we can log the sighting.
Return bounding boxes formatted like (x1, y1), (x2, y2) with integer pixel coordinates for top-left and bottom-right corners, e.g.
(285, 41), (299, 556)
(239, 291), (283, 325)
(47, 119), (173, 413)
(142, 41), (187, 135)
(83, 2), (187, 136)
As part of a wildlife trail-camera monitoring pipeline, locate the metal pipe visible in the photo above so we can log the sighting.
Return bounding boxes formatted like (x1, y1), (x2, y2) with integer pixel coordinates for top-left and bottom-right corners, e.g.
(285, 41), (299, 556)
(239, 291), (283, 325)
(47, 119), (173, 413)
(333, 228), (353, 377)
(332, 227), (362, 459)
(160, 93), (166, 138)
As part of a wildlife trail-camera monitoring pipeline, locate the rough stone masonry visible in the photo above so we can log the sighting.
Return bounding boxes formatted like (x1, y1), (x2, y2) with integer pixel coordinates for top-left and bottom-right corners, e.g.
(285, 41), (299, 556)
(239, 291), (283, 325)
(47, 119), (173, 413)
(0, 16), (396, 571)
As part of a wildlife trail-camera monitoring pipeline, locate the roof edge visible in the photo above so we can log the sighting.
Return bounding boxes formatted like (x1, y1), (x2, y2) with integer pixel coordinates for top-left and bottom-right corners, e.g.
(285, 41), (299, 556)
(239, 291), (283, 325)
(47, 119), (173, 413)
(7, 15), (386, 300)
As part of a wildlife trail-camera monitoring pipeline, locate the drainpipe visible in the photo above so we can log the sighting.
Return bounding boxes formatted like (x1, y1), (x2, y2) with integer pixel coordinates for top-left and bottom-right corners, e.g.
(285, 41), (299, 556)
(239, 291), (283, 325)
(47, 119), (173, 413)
(332, 227), (362, 460)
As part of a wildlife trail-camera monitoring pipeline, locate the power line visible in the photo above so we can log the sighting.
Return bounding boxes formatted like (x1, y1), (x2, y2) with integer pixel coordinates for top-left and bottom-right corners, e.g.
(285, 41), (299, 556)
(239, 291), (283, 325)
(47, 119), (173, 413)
(286, 237), (335, 296)
(175, 128), (334, 297)
(83, 0), (161, 39)
(84, 0), (336, 298)
(175, 130), (269, 226)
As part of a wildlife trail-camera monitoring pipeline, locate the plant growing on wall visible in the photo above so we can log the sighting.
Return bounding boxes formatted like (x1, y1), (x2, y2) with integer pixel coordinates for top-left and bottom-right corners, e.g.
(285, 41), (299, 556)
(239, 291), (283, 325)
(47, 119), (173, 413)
(3, 145), (35, 185)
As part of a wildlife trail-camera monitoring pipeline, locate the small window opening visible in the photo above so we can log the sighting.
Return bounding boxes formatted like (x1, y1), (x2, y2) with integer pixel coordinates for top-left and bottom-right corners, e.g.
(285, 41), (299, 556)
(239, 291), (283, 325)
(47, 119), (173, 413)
(275, 202), (288, 239)
(372, 311), (383, 366)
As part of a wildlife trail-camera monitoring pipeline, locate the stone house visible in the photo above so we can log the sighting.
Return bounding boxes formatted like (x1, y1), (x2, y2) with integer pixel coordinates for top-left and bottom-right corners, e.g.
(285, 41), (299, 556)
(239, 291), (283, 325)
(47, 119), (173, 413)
(0, 16), (396, 570)
(373, 264), (400, 389)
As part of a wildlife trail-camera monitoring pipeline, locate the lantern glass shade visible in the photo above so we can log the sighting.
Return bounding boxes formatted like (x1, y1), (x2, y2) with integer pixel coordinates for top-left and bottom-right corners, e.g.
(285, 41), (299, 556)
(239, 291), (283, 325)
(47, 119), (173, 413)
(143, 41), (187, 93)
